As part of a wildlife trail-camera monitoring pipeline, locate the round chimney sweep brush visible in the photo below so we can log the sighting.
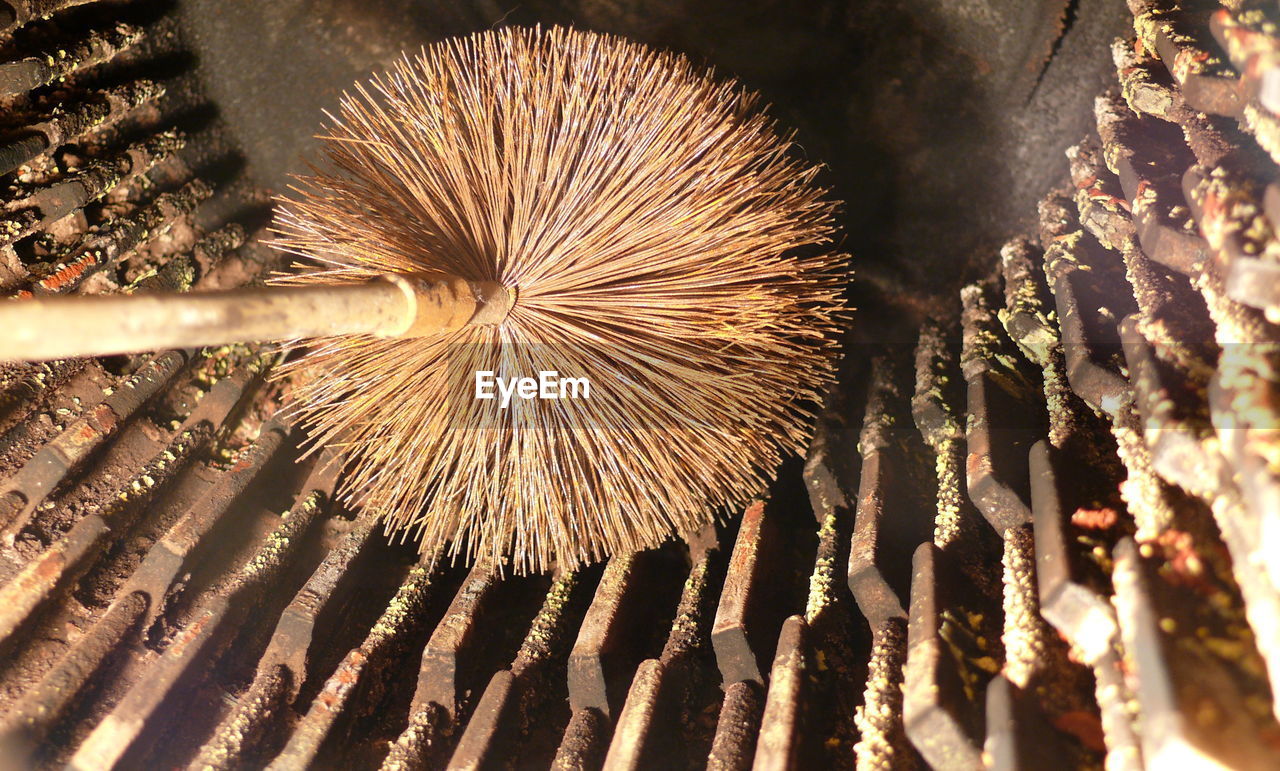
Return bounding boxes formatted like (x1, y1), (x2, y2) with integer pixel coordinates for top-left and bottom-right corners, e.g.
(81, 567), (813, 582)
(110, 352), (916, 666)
(0, 26), (848, 573)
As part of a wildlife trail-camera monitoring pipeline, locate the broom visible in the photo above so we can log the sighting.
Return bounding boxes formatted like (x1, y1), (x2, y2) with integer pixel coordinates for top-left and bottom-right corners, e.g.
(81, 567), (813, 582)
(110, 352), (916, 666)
(0, 26), (848, 573)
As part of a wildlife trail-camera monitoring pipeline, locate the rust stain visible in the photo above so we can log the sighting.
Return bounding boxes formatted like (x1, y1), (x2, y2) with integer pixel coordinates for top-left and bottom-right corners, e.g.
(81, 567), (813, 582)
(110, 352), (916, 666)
(31, 548), (68, 583)
(334, 654), (365, 685)
(314, 650), (367, 710)
(39, 253), (97, 293)
(168, 611), (213, 658)
(76, 404), (118, 440)
(90, 403), (119, 430)
(966, 450), (983, 477)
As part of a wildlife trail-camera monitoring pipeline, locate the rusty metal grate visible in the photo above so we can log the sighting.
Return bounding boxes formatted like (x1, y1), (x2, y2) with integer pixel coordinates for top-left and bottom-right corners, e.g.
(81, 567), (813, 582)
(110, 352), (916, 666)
(0, 0), (1278, 768)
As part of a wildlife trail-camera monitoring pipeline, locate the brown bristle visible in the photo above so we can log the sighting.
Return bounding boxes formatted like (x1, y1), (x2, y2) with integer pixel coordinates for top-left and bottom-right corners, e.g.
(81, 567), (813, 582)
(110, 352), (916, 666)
(270, 25), (848, 573)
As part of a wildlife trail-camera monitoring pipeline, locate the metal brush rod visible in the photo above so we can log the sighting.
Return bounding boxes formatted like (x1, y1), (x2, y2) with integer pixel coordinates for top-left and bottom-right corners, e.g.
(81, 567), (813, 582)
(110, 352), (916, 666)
(0, 275), (513, 362)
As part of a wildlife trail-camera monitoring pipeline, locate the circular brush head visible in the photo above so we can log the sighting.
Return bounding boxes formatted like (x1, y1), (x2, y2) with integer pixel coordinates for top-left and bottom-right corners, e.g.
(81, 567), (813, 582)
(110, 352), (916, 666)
(271, 25), (848, 573)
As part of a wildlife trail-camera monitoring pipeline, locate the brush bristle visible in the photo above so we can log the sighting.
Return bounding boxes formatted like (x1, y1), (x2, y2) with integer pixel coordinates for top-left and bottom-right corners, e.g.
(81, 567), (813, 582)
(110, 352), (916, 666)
(270, 25), (848, 573)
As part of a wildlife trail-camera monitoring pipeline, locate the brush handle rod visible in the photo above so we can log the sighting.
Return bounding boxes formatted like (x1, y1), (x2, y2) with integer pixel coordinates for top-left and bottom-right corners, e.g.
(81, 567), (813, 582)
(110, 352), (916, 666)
(0, 276), (512, 362)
